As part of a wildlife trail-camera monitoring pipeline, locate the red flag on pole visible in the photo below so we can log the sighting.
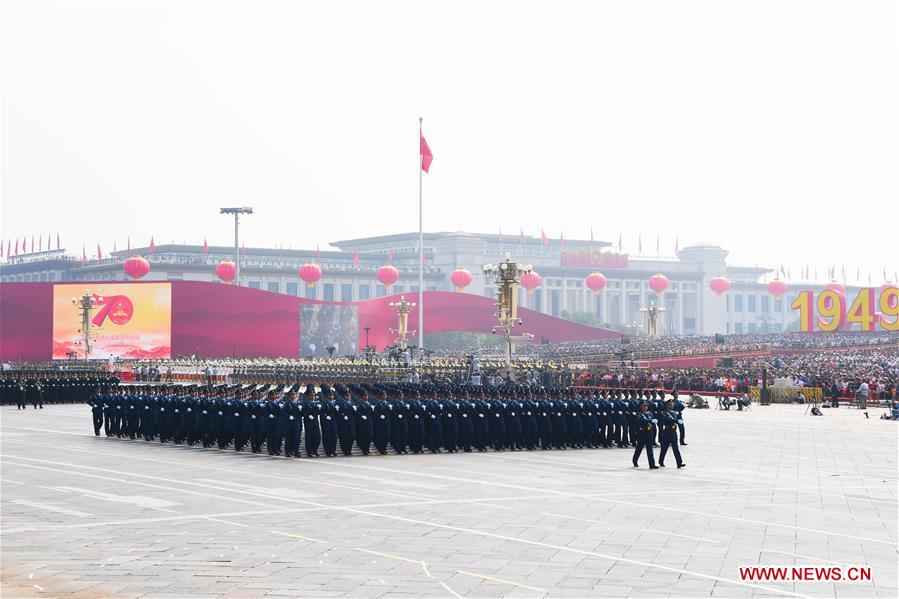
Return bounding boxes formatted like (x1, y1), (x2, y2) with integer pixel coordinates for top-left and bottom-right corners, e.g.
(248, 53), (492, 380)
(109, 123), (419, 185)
(127, 237), (131, 252)
(14, 238), (19, 255)
(149, 237), (155, 255)
(56, 232), (60, 250)
(97, 244), (102, 260)
(353, 250), (360, 266)
(82, 245), (86, 264)
(541, 229), (548, 246)
(30, 235), (34, 253)
(47, 233), (51, 252)
(39, 236), (42, 252)
(1, 240), (4, 258)
(6, 239), (10, 258)
(203, 238), (209, 256)
(519, 228), (525, 246)
(420, 131), (433, 173)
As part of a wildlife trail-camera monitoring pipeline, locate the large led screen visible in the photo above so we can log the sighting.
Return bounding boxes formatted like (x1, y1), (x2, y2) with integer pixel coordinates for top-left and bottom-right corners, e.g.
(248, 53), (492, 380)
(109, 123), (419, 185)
(300, 304), (359, 357)
(52, 283), (172, 359)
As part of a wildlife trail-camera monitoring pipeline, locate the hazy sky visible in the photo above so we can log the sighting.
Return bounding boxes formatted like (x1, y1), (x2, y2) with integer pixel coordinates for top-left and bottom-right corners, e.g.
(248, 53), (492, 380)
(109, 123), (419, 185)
(2, 1), (897, 280)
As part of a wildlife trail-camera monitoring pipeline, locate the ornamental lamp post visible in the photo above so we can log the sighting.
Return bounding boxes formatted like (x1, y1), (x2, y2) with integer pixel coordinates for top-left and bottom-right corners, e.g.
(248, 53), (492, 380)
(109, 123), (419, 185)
(482, 254), (534, 381)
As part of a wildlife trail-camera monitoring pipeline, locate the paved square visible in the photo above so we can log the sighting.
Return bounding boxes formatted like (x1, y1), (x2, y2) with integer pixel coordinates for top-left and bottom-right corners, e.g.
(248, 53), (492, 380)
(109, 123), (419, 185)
(1, 403), (896, 598)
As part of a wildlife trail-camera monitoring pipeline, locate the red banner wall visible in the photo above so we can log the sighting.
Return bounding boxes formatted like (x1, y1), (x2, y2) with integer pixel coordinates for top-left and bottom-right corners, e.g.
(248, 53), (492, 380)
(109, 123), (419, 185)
(0, 282), (624, 360)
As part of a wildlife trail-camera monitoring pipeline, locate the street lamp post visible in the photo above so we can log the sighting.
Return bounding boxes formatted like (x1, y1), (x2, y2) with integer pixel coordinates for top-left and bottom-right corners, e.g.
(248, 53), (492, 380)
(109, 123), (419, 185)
(219, 207), (253, 286)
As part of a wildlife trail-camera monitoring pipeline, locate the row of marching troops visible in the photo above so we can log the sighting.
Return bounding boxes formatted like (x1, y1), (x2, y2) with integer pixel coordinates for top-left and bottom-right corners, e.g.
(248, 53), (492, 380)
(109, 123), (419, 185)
(88, 382), (688, 466)
(1, 372), (120, 409)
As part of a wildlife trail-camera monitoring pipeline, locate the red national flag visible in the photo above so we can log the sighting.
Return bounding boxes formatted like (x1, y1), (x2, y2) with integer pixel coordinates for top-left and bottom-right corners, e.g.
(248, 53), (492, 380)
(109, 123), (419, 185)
(6, 239), (10, 258)
(127, 236), (131, 252)
(14, 238), (19, 255)
(30, 235), (34, 253)
(56, 232), (60, 250)
(541, 228), (548, 246)
(559, 231), (565, 247)
(353, 250), (360, 266)
(203, 238), (209, 256)
(420, 131), (433, 173)
(97, 244), (103, 260)
(519, 228), (525, 246)
(149, 237), (155, 255)
(82, 245), (86, 264)
(39, 236), (42, 252)
(0, 240), (4, 258)
(47, 233), (51, 251)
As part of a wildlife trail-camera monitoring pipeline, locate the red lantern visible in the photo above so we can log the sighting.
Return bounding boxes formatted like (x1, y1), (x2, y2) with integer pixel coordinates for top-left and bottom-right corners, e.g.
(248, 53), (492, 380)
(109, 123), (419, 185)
(216, 259), (236, 284)
(824, 281), (845, 296)
(648, 273), (669, 296)
(377, 264), (400, 290)
(299, 262), (323, 288)
(708, 276), (731, 296)
(767, 279), (788, 298)
(520, 271), (542, 294)
(123, 256), (150, 280)
(450, 267), (473, 292)
(585, 272), (607, 295)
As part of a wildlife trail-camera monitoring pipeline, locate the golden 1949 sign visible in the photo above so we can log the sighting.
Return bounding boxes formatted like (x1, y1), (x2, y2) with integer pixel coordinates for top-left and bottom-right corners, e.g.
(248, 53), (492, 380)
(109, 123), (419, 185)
(560, 249), (629, 269)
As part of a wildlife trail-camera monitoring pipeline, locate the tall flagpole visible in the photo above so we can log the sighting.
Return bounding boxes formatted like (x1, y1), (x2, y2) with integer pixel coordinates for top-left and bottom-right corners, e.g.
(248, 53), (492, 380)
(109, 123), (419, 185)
(418, 117), (425, 359)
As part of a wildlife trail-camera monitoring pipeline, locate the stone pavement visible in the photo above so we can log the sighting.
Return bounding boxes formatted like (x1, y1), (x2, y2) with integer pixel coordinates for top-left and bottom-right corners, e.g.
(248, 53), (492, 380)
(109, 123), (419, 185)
(1, 403), (896, 598)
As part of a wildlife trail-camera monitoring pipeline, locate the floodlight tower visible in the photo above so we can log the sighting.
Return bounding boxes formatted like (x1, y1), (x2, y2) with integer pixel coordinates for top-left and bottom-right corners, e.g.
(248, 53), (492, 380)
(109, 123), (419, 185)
(219, 207), (254, 286)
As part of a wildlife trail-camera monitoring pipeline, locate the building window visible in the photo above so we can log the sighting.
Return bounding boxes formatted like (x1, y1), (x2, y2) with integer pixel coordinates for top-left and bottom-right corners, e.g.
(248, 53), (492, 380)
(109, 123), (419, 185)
(747, 295), (756, 312)
(267, 281), (279, 293)
(734, 295), (743, 312)
(394, 285), (404, 294)
(323, 283), (335, 301)
(341, 283), (353, 301)
(376, 285), (386, 297)
(550, 289), (561, 316)
(774, 298), (783, 312)
(726, 295), (730, 312)
(359, 285), (371, 300)
(427, 286), (437, 292)
(305, 286), (316, 299)
(735, 322), (743, 334)
(248, 281), (261, 289)
(761, 295), (770, 312)
(684, 317), (695, 332)
(534, 290), (543, 313)
(286, 282), (299, 296)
